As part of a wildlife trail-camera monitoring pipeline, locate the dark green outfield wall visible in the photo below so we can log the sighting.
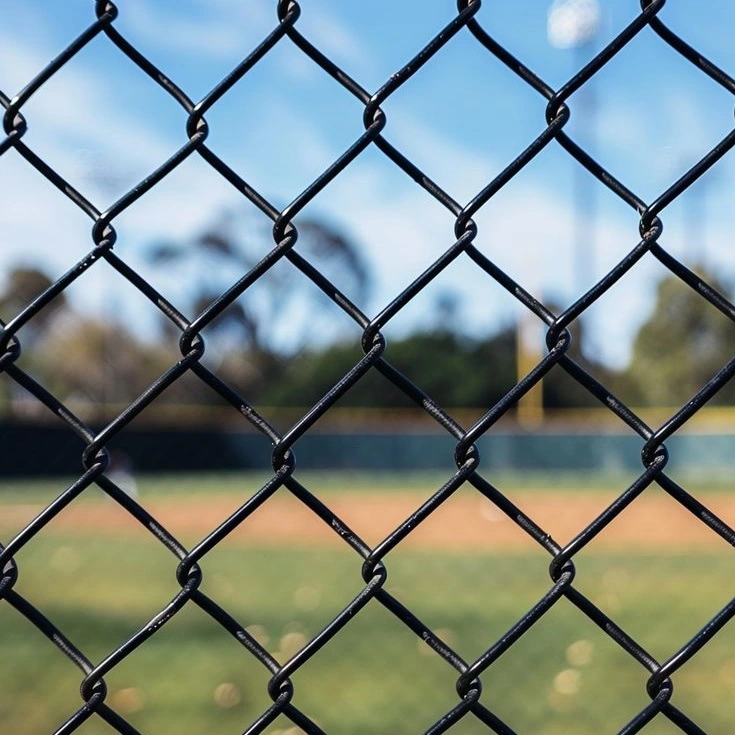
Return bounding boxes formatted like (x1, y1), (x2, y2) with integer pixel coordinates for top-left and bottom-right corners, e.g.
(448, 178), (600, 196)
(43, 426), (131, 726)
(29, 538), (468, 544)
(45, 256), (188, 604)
(259, 431), (734, 473)
(0, 421), (733, 477)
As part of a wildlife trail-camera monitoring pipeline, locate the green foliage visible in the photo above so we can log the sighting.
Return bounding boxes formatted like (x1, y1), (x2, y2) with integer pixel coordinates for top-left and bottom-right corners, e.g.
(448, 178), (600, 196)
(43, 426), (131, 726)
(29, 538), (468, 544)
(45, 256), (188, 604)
(625, 271), (735, 406)
(264, 328), (518, 409)
(0, 266), (63, 326)
(148, 213), (371, 359)
(30, 318), (173, 405)
(6, 259), (735, 416)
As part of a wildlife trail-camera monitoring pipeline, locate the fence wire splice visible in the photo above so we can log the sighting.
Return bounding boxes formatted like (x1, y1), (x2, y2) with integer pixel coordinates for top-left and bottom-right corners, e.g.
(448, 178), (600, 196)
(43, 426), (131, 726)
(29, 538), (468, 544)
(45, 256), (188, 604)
(2, 1), (735, 734)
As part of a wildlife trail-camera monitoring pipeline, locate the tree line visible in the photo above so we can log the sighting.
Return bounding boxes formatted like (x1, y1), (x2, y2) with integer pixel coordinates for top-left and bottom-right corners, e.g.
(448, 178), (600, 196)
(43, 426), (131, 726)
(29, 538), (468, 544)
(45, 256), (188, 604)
(2, 212), (734, 419)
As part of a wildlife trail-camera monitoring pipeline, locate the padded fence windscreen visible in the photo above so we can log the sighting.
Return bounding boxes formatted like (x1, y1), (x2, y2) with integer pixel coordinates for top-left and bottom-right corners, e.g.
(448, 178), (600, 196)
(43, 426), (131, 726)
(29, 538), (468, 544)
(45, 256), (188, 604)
(1, 2), (735, 734)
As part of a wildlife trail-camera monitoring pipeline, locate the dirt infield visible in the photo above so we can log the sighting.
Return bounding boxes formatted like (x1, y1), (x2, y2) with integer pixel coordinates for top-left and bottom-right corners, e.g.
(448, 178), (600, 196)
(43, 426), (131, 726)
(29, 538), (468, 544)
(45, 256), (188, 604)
(3, 489), (734, 551)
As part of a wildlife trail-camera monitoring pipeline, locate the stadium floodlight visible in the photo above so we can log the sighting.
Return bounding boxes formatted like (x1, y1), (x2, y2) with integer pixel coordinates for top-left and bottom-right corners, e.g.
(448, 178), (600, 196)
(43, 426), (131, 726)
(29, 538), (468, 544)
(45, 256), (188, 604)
(547, 0), (600, 49)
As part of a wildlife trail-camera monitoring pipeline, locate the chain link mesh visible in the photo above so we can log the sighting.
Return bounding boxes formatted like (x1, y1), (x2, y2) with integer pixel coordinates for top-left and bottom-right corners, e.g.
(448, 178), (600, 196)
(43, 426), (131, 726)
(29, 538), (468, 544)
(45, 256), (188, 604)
(2, 1), (735, 733)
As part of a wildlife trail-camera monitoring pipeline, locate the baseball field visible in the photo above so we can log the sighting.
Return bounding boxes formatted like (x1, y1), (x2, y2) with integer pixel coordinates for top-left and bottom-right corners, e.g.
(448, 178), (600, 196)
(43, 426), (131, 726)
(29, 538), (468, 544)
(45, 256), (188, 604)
(1, 470), (734, 735)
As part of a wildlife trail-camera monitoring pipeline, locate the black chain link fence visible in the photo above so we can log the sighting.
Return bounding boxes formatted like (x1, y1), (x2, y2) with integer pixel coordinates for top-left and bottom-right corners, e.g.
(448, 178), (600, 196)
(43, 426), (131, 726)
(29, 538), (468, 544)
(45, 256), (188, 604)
(2, 1), (735, 733)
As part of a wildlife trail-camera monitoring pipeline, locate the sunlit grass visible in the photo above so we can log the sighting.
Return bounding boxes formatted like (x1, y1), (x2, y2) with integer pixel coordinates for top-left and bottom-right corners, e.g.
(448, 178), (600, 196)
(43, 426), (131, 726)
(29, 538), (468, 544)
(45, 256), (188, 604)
(1, 528), (733, 735)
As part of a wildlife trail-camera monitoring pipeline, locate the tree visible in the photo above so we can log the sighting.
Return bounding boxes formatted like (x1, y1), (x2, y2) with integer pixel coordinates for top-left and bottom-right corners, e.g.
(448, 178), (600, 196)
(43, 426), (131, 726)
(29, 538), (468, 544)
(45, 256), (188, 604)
(0, 266), (70, 415)
(148, 212), (369, 351)
(0, 265), (183, 418)
(541, 313), (635, 409)
(147, 210), (370, 396)
(624, 271), (735, 406)
(264, 327), (519, 410)
(31, 318), (174, 413)
(0, 266), (66, 341)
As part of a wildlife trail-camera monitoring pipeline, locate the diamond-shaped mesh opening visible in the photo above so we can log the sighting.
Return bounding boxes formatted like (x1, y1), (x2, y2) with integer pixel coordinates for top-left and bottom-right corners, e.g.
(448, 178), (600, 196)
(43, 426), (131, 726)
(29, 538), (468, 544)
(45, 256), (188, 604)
(475, 601), (660, 735)
(104, 602), (276, 735)
(295, 432), (459, 476)
(203, 42), (367, 201)
(465, 144), (654, 330)
(12, 293), (183, 418)
(108, 1), (276, 100)
(381, 544), (553, 665)
(313, 141), (461, 300)
(0, 149), (92, 268)
(107, 154), (251, 281)
(282, 599), (465, 735)
(572, 544), (735, 665)
(189, 494), (369, 636)
(378, 43), (546, 205)
(560, 26), (735, 203)
(7, 525), (181, 646)
(12, 34), (187, 203)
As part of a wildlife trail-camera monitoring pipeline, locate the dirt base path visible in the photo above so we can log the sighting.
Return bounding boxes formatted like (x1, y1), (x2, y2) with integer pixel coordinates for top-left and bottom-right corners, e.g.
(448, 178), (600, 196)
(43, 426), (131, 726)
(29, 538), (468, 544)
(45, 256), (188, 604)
(3, 489), (735, 551)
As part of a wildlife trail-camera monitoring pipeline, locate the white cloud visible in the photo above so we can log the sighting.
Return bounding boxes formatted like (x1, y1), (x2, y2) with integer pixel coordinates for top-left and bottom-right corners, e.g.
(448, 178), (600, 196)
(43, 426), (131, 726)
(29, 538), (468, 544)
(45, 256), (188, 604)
(4, 3), (732, 373)
(582, 83), (734, 206)
(0, 25), (237, 319)
(114, 157), (241, 244)
(0, 153), (91, 272)
(385, 112), (498, 203)
(302, 112), (671, 369)
(293, 4), (372, 79)
(0, 30), (174, 182)
(118, 0), (272, 62)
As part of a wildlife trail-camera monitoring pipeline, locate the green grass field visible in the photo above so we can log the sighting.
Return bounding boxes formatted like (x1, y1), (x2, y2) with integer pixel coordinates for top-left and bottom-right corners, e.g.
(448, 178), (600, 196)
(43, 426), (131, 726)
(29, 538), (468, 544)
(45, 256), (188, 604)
(1, 472), (734, 734)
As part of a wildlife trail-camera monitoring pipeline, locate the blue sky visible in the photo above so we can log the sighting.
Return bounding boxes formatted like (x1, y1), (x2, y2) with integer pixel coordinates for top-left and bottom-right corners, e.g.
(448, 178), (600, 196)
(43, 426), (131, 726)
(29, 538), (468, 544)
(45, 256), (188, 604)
(1, 0), (734, 367)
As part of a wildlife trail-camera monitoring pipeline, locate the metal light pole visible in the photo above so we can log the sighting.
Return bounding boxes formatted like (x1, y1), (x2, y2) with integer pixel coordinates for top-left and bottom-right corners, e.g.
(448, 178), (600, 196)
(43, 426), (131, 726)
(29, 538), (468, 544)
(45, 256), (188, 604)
(516, 0), (601, 427)
(548, 0), (600, 352)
